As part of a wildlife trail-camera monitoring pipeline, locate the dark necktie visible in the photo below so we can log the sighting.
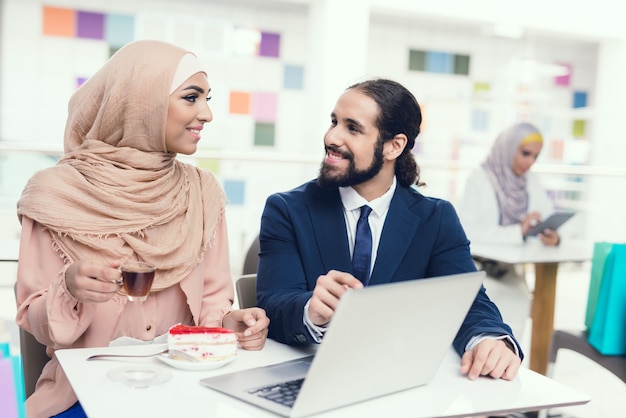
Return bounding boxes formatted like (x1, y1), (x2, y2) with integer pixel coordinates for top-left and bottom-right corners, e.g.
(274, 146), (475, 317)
(352, 205), (373, 285)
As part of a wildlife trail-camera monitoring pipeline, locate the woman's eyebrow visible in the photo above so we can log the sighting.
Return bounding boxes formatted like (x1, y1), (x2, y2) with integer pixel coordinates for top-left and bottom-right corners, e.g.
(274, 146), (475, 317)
(181, 85), (206, 94)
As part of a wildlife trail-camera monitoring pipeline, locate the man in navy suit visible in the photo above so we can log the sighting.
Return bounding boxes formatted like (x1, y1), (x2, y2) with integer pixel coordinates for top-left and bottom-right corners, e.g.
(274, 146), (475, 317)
(257, 78), (523, 380)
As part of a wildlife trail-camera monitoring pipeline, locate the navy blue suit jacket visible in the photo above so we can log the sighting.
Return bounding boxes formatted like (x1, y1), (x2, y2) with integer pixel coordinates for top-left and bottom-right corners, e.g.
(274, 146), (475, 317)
(257, 179), (522, 358)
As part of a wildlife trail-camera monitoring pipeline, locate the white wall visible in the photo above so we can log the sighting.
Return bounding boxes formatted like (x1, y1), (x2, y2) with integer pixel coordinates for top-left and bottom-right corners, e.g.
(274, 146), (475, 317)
(0, 0), (619, 271)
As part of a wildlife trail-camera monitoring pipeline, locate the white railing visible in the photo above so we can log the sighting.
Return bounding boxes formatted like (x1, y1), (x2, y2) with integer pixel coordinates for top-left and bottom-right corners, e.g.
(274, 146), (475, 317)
(1, 141), (625, 178)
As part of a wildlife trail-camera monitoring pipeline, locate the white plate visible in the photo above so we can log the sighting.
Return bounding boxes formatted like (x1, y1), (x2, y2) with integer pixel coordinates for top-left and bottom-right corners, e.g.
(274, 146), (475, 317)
(107, 366), (171, 388)
(157, 353), (235, 371)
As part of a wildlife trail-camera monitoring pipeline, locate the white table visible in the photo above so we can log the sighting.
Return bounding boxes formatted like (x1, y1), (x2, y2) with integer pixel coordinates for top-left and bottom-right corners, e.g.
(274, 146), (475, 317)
(472, 240), (593, 376)
(56, 339), (590, 418)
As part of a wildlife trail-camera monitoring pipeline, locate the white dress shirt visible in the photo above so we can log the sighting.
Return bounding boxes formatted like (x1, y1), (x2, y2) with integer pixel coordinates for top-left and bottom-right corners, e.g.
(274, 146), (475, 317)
(303, 178), (396, 341)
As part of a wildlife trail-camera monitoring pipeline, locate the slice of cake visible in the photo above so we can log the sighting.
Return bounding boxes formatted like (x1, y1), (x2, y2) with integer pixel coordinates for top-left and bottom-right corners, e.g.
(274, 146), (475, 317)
(167, 324), (237, 362)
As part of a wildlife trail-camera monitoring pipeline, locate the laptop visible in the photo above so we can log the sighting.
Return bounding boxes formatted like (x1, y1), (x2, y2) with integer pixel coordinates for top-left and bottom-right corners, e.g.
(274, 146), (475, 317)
(200, 271), (485, 417)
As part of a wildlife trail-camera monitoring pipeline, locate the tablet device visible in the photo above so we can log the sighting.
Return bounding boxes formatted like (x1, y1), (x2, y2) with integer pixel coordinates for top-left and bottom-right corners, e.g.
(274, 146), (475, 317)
(527, 211), (575, 236)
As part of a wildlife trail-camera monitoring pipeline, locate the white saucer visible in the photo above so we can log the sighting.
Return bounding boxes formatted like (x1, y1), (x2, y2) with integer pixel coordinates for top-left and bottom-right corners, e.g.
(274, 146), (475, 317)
(157, 353), (236, 371)
(107, 366), (171, 388)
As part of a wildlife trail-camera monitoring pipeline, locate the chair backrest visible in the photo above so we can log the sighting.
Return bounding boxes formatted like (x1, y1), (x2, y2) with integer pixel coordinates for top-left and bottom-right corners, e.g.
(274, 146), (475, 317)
(14, 283), (50, 398)
(549, 329), (626, 384)
(235, 274), (257, 309)
(242, 235), (260, 275)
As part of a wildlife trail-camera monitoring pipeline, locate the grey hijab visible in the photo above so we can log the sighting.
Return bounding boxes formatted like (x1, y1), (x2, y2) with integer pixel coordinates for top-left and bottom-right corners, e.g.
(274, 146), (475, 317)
(482, 122), (543, 226)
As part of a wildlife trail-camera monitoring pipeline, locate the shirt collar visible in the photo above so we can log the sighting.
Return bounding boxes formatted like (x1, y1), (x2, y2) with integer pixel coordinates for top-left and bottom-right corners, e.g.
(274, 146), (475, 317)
(339, 177), (397, 216)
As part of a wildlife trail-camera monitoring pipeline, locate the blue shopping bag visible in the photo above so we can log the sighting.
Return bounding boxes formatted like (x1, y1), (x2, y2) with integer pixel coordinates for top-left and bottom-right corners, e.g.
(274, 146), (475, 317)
(584, 242), (615, 329)
(588, 243), (626, 355)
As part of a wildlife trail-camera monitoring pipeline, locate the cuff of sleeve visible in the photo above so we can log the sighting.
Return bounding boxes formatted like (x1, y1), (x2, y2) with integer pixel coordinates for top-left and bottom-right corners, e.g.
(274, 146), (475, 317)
(466, 333), (521, 358)
(303, 299), (328, 343)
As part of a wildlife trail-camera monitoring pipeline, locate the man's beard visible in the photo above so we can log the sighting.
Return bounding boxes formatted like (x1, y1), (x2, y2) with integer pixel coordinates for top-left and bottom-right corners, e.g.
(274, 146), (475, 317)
(317, 140), (384, 189)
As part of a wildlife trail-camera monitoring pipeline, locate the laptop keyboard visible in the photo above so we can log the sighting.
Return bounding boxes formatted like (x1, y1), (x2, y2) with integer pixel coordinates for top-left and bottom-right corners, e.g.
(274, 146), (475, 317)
(247, 378), (304, 407)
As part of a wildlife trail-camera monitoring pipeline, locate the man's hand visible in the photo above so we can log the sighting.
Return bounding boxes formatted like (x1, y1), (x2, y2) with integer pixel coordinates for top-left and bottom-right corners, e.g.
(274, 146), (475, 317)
(460, 339), (521, 381)
(222, 308), (269, 351)
(308, 270), (363, 326)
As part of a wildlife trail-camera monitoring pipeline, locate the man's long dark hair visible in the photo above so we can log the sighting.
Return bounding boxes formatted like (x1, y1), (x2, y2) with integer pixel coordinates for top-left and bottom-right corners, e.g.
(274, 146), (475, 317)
(347, 79), (424, 187)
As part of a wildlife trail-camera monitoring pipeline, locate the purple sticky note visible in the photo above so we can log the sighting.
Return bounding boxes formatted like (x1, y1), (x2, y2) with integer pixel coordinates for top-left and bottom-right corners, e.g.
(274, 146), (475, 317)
(259, 32), (280, 58)
(77, 11), (105, 40)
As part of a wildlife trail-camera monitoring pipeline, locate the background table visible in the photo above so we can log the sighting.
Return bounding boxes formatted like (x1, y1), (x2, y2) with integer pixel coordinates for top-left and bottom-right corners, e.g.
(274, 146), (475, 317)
(0, 239), (19, 262)
(472, 240), (592, 375)
(56, 339), (590, 418)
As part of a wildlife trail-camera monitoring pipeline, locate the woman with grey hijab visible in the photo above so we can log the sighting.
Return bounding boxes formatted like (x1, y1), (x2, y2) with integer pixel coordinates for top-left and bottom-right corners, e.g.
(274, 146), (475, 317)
(456, 122), (559, 276)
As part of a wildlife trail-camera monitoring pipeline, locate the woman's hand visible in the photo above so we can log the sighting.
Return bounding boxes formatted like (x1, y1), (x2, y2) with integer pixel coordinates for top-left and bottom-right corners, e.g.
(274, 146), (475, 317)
(222, 308), (269, 350)
(65, 260), (122, 303)
(520, 212), (542, 237)
(538, 229), (560, 246)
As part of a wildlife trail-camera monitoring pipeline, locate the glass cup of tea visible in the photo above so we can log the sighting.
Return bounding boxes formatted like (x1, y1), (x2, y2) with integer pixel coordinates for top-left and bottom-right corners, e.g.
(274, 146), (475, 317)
(120, 261), (156, 302)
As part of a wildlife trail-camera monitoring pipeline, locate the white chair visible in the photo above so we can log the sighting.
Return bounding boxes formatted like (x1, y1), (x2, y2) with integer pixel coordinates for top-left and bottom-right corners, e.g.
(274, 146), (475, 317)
(235, 274), (257, 309)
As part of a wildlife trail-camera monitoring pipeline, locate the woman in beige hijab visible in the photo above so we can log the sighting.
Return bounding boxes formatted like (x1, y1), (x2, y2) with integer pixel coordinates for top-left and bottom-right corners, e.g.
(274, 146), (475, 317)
(15, 40), (269, 418)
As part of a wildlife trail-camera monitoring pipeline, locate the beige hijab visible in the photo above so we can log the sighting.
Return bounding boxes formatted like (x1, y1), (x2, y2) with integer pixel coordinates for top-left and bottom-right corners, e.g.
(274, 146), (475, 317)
(17, 40), (225, 292)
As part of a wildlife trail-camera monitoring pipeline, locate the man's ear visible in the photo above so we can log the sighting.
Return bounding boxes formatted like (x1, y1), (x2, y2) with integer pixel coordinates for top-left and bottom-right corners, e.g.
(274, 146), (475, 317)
(384, 133), (408, 161)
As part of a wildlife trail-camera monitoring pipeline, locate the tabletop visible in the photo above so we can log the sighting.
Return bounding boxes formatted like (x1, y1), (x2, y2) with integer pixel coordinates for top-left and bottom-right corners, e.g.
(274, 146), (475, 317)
(56, 339), (590, 418)
(471, 239), (593, 265)
(471, 239), (593, 375)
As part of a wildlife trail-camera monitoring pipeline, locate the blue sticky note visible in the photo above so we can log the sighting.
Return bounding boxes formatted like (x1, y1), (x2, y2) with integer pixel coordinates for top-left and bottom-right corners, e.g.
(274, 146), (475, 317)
(426, 51), (453, 74)
(224, 180), (245, 205)
(105, 14), (135, 48)
(284, 64), (304, 90)
(573, 91), (587, 108)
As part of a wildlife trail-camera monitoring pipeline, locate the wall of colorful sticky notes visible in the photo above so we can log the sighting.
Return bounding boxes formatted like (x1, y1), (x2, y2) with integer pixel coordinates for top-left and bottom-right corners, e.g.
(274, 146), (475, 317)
(284, 64), (304, 90)
(42, 6), (134, 46)
(254, 122), (275, 146)
(223, 179), (245, 205)
(232, 28), (281, 58)
(408, 49), (470, 75)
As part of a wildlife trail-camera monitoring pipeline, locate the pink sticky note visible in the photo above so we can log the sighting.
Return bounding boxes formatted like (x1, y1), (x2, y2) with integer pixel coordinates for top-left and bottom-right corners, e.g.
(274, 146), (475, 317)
(554, 63), (572, 86)
(252, 92), (277, 122)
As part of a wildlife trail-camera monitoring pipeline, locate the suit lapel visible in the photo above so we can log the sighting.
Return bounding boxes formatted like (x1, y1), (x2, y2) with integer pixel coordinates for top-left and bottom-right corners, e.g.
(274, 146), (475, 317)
(307, 186), (353, 274)
(369, 187), (420, 285)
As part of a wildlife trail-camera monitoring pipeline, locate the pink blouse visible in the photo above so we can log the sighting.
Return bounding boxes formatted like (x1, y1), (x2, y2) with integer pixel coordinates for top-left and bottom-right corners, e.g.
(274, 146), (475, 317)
(15, 216), (235, 418)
